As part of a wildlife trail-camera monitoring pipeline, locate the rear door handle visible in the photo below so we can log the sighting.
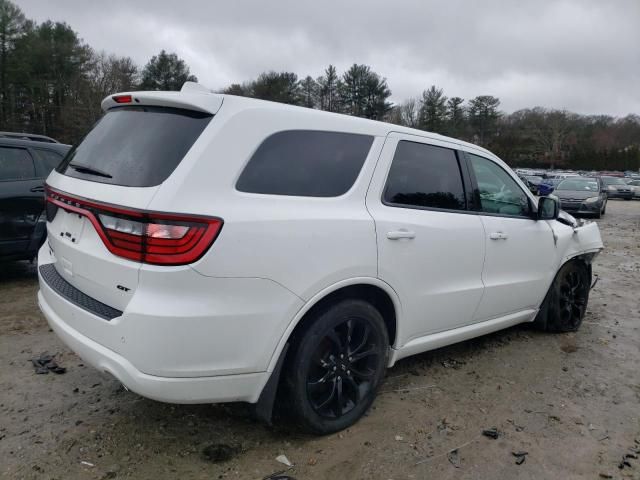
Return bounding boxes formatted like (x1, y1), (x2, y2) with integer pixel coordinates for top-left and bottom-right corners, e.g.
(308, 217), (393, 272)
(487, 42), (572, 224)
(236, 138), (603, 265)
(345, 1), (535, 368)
(30, 185), (44, 193)
(489, 232), (509, 240)
(387, 230), (416, 240)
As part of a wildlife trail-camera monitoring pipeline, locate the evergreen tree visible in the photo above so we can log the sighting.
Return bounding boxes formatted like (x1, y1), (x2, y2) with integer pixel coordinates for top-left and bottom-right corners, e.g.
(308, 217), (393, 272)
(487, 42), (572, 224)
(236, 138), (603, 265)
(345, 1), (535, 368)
(419, 85), (448, 133)
(139, 50), (197, 91)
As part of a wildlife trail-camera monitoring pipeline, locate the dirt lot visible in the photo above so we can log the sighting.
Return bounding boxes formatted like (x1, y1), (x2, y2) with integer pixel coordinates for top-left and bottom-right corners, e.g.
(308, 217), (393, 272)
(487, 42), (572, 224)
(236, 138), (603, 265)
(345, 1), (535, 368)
(1, 200), (639, 480)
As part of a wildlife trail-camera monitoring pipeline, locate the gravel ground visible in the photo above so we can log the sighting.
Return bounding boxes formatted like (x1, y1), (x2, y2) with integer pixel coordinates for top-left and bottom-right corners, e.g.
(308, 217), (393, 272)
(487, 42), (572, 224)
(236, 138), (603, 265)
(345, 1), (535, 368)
(1, 200), (639, 480)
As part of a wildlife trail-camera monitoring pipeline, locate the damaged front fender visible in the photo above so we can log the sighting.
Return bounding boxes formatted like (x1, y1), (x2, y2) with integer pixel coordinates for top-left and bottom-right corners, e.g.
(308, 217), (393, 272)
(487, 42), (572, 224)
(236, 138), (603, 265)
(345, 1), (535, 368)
(550, 215), (604, 267)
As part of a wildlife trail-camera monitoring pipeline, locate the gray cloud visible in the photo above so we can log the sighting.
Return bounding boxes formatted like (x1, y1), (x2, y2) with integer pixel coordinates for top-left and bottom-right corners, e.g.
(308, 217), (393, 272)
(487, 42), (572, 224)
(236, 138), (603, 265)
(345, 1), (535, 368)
(15, 0), (640, 115)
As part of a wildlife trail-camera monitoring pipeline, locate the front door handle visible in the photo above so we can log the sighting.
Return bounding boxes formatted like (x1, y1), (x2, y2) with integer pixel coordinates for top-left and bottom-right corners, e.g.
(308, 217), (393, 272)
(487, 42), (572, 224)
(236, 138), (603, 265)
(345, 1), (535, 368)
(387, 230), (416, 240)
(489, 232), (509, 240)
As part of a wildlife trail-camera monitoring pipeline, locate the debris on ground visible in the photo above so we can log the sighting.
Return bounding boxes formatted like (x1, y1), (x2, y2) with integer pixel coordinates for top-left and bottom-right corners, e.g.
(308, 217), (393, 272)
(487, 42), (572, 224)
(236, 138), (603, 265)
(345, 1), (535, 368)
(512, 451), (528, 465)
(201, 443), (240, 463)
(395, 435), (404, 441)
(31, 352), (66, 374)
(275, 454), (293, 467)
(482, 427), (500, 439)
(447, 448), (461, 468)
(80, 461), (95, 467)
(442, 358), (466, 369)
(262, 472), (296, 480)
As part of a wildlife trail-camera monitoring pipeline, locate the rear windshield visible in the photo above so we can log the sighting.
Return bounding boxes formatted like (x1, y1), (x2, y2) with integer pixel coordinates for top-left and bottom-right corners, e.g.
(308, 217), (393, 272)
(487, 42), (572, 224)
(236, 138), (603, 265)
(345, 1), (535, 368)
(57, 106), (212, 187)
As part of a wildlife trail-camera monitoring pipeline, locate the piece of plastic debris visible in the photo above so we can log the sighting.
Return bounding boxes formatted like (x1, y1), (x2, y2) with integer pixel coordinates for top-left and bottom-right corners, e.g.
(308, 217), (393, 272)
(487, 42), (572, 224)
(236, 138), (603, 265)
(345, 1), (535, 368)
(31, 352), (66, 374)
(482, 427), (500, 439)
(512, 451), (528, 465)
(262, 473), (296, 480)
(275, 454), (293, 467)
(442, 358), (466, 369)
(80, 461), (94, 467)
(447, 449), (461, 468)
(201, 443), (240, 463)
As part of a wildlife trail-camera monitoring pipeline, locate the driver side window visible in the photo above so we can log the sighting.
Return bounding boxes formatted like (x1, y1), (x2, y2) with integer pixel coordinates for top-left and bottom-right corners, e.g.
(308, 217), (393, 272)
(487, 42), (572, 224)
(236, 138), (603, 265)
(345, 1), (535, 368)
(468, 154), (530, 217)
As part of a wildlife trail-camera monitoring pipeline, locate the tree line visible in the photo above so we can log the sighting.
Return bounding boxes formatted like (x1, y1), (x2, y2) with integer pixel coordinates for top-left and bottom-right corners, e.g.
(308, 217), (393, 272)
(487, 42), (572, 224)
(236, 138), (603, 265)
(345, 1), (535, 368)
(0, 0), (638, 171)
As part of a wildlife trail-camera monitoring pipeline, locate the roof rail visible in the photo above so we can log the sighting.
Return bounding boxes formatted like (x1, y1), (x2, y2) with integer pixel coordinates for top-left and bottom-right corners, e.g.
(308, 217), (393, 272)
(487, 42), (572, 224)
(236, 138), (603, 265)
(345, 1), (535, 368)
(0, 131), (59, 143)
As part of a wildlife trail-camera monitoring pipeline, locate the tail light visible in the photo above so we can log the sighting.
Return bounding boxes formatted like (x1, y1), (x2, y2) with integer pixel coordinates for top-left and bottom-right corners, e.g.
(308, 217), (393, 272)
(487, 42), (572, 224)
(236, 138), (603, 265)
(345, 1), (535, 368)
(45, 186), (222, 266)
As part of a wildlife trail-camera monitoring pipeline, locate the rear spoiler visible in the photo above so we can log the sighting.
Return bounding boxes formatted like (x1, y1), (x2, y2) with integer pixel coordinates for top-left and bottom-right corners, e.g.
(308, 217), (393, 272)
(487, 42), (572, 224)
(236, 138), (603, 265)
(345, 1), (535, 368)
(101, 82), (224, 115)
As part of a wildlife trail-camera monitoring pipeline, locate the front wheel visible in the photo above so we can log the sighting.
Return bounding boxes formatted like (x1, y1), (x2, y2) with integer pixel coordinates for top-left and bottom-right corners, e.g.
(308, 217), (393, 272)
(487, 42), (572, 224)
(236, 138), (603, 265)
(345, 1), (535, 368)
(284, 299), (389, 434)
(534, 261), (590, 332)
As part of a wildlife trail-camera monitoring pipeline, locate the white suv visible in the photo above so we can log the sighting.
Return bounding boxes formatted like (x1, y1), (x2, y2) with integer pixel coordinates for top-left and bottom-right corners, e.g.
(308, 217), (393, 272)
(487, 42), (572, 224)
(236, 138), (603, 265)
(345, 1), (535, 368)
(38, 83), (603, 434)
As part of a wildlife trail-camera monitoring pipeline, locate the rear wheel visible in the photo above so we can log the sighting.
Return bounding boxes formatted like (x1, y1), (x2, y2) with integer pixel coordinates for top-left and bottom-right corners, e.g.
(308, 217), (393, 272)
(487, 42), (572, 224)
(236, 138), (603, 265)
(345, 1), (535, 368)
(534, 261), (590, 332)
(285, 299), (388, 434)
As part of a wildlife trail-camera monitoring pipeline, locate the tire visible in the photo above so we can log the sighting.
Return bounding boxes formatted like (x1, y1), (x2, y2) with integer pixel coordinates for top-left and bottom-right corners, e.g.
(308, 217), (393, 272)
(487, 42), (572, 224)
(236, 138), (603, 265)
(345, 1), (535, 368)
(284, 299), (389, 434)
(534, 261), (590, 332)
(601, 202), (606, 215)
(594, 209), (601, 219)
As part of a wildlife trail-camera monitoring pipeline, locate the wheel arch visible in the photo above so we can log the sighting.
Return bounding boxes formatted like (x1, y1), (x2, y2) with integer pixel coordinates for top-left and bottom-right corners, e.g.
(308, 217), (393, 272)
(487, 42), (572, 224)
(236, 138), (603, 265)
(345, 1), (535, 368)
(266, 277), (401, 373)
(254, 277), (401, 424)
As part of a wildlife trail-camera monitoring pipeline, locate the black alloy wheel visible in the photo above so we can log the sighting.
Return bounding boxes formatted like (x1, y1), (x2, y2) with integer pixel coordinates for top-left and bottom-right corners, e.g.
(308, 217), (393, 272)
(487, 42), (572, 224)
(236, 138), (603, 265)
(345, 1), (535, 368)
(285, 299), (388, 434)
(306, 317), (381, 418)
(534, 261), (590, 332)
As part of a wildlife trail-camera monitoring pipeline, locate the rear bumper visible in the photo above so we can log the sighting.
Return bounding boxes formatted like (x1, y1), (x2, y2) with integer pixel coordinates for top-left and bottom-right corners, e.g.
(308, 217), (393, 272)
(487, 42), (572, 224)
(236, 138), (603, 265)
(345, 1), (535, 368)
(37, 243), (304, 404)
(39, 288), (268, 403)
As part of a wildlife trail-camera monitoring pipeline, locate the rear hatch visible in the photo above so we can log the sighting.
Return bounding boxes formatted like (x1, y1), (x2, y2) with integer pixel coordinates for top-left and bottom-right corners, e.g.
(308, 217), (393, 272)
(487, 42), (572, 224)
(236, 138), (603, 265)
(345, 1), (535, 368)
(44, 91), (220, 313)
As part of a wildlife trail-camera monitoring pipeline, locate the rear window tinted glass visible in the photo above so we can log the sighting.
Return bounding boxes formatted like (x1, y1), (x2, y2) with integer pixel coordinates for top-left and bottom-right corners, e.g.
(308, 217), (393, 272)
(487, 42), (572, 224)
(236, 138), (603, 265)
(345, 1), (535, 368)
(0, 147), (35, 180)
(57, 106), (212, 187)
(383, 141), (466, 210)
(236, 130), (374, 197)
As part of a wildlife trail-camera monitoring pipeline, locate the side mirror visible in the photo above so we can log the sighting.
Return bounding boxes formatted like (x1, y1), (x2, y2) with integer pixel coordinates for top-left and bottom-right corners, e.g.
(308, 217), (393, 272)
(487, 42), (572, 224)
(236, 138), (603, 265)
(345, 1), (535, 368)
(537, 195), (559, 220)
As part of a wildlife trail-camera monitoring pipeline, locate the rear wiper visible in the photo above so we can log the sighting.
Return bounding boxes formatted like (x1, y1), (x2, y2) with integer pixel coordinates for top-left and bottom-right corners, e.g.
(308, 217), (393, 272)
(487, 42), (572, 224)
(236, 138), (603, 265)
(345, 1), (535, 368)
(69, 162), (113, 178)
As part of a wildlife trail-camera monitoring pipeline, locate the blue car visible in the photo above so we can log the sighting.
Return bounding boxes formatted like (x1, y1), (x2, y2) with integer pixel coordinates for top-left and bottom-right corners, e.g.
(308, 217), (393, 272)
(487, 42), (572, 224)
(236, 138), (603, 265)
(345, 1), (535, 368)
(538, 178), (561, 196)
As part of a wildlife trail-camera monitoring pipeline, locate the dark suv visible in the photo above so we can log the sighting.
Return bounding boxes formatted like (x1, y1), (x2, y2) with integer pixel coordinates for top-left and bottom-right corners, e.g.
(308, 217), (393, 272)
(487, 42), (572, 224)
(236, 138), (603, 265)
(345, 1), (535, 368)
(0, 137), (70, 262)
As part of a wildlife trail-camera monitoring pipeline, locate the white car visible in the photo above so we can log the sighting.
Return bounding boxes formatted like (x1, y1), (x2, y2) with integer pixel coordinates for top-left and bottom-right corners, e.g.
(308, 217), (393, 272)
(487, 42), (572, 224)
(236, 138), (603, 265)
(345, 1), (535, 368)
(38, 83), (604, 434)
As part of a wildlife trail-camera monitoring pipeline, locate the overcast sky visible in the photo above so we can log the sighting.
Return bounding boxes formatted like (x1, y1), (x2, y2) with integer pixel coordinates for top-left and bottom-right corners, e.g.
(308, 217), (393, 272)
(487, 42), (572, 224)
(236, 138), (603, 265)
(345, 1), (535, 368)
(15, 0), (640, 116)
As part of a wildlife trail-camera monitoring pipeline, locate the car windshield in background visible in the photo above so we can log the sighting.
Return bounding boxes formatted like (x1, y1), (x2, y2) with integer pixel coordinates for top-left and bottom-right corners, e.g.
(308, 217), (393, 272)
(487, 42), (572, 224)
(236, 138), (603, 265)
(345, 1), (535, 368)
(556, 178), (599, 191)
(57, 106), (212, 187)
(600, 177), (627, 186)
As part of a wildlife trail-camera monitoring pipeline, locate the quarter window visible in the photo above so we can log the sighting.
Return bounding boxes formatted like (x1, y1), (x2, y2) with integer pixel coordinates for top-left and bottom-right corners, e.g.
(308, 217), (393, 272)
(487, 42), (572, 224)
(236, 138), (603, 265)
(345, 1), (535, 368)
(383, 141), (466, 211)
(468, 154), (530, 217)
(0, 147), (35, 181)
(236, 130), (373, 197)
(33, 149), (63, 174)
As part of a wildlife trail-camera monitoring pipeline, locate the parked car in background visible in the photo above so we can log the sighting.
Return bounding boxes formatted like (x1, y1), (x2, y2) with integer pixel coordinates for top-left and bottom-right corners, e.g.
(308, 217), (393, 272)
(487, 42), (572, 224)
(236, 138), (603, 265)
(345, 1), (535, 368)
(554, 177), (607, 218)
(628, 180), (640, 199)
(38, 84), (604, 434)
(538, 178), (562, 196)
(522, 175), (544, 194)
(0, 137), (70, 262)
(599, 176), (633, 200)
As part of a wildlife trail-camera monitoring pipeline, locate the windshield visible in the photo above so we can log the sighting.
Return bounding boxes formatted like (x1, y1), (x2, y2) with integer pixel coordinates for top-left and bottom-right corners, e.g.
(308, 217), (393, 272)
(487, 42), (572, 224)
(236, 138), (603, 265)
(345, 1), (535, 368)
(57, 106), (212, 187)
(601, 177), (626, 186)
(556, 178), (599, 191)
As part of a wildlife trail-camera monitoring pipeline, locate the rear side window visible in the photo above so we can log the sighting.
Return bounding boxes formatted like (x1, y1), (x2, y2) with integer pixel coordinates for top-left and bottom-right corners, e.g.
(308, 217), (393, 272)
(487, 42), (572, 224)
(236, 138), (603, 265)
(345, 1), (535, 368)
(33, 148), (63, 174)
(236, 130), (374, 197)
(383, 141), (466, 210)
(57, 106), (212, 187)
(0, 147), (35, 181)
